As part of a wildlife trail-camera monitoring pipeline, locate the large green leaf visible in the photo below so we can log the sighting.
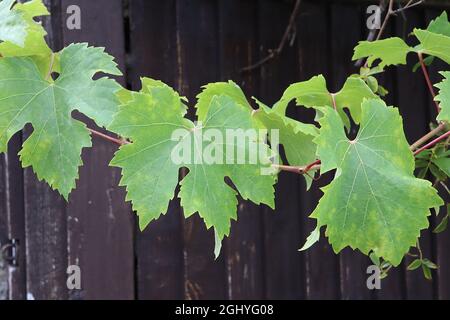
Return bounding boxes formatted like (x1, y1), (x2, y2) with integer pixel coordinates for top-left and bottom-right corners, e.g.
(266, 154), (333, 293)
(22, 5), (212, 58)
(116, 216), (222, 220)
(436, 71), (450, 123)
(312, 99), (443, 266)
(352, 37), (412, 68)
(110, 79), (276, 245)
(0, 43), (122, 198)
(0, 0), (27, 46)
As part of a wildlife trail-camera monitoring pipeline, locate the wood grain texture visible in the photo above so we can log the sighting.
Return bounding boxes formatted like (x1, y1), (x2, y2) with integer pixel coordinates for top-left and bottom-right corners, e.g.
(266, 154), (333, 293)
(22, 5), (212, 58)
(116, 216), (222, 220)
(60, 0), (135, 300)
(218, 0), (265, 300)
(128, 0), (184, 300)
(175, 0), (228, 300)
(296, 1), (341, 300)
(330, 4), (374, 300)
(258, 0), (305, 300)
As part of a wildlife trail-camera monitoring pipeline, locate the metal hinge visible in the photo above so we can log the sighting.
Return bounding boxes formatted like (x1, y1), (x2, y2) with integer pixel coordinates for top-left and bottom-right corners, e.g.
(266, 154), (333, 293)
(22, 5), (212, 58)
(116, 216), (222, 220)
(1, 239), (19, 267)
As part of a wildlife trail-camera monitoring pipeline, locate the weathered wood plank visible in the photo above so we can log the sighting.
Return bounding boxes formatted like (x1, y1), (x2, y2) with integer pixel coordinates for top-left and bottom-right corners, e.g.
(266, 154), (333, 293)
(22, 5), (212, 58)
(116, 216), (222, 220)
(176, 0), (228, 300)
(218, 0), (265, 300)
(60, 0), (135, 300)
(128, 0), (184, 300)
(258, 0), (305, 299)
(0, 134), (26, 300)
(330, 3), (374, 300)
(296, 1), (341, 300)
(23, 0), (68, 300)
(374, 20), (407, 301)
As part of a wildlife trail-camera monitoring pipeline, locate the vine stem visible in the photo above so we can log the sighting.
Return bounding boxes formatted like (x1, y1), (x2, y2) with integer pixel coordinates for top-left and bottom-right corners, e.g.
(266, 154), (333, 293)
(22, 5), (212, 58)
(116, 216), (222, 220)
(87, 123), (448, 175)
(413, 130), (450, 156)
(418, 52), (441, 114)
(410, 123), (447, 151)
(240, 0), (302, 73)
(273, 160), (321, 175)
(88, 128), (128, 146)
(376, 0), (395, 41)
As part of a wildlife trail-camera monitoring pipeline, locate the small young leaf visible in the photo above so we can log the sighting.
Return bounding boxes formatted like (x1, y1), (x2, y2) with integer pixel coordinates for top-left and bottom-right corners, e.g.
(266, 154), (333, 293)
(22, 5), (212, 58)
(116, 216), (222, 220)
(352, 37), (412, 68)
(366, 76), (378, 93)
(429, 163), (447, 181)
(432, 157), (450, 177)
(433, 214), (449, 233)
(422, 259), (438, 270)
(214, 229), (222, 260)
(407, 259), (422, 271)
(299, 225), (321, 251)
(412, 56), (434, 72)
(376, 85), (389, 97)
(369, 252), (380, 266)
(422, 264), (433, 280)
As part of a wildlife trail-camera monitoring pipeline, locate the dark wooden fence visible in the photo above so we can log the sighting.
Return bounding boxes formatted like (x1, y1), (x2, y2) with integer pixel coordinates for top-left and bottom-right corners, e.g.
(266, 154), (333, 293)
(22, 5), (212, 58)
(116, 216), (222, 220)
(0, 0), (449, 300)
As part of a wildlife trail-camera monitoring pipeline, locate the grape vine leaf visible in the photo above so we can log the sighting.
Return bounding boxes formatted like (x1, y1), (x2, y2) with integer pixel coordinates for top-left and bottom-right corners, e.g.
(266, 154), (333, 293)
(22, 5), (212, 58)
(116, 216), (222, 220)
(312, 99), (443, 266)
(0, 0), (27, 46)
(426, 11), (450, 37)
(0, 0), (55, 76)
(414, 29), (450, 65)
(110, 79), (276, 248)
(0, 43), (122, 198)
(436, 71), (450, 123)
(352, 37), (412, 68)
(273, 75), (331, 113)
(273, 75), (378, 125)
(195, 81), (251, 122)
(254, 99), (318, 188)
(299, 225), (320, 251)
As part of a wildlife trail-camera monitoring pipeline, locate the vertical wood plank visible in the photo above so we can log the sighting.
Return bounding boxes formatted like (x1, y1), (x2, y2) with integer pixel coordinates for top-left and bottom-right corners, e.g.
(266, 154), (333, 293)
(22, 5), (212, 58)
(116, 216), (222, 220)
(0, 154), (6, 300)
(60, 0), (135, 300)
(396, 9), (435, 300)
(128, 0), (184, 299)
(0, 134), (26, 300)
(296, 1), (341, 300)
(23, 0), (68, 300)
(176, 0), (228, 300)
(218, 0), (265, 299)
(258, 0), (305, 299)
(374, 23), (407, 301)
(330, 3), (373, 300)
